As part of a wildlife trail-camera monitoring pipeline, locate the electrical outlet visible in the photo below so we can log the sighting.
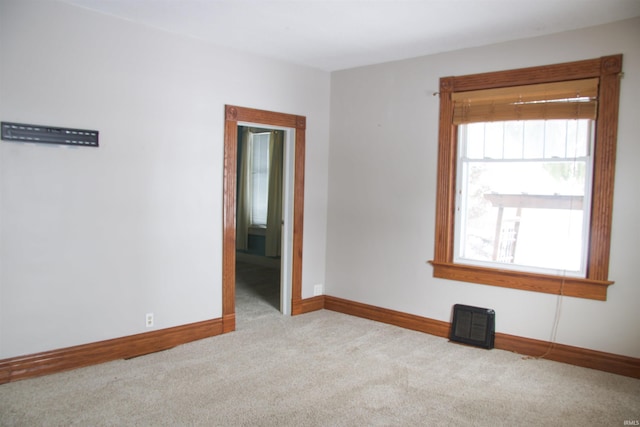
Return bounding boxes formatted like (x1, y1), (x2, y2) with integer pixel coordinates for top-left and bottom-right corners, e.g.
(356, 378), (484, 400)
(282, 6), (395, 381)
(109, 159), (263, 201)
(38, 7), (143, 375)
(145, 313), (154, 328)
(313, 284), (323, 296)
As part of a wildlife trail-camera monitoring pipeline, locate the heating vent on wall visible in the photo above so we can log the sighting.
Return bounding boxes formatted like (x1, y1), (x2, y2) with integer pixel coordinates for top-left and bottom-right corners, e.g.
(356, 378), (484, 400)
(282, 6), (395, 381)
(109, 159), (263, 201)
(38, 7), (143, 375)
(450, 304), (495, 349)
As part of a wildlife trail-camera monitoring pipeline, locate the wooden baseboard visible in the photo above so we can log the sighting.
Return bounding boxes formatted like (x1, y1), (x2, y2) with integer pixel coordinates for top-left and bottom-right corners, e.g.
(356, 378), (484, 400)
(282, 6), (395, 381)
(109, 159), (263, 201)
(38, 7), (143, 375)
(323, 295), (640, 379)
(292, 295), (325, 315)
(2, 297), (637, 382)
(495, 333), (640, 378)
(0, 318), (223, 384)
(325, 296), (450, 338)
(222, 313), (236, 333)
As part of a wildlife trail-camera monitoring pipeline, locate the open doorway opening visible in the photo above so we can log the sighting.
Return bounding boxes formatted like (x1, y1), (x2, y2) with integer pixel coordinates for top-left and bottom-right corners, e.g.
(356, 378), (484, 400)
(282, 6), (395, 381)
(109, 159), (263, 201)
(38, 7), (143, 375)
(222, 105), (306, 333)
(235, 125), (292, 321)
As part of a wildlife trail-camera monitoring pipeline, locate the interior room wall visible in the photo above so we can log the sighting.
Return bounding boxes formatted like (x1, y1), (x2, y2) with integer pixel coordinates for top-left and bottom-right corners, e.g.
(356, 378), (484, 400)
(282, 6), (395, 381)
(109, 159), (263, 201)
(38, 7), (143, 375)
(0, 0), (330, 358)
(326, 17), (640, 358)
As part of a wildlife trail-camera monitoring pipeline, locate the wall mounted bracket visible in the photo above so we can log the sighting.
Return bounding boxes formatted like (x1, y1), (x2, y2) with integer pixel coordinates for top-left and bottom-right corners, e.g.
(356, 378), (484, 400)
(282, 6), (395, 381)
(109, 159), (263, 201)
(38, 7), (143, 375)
(1, 122), (99, 147)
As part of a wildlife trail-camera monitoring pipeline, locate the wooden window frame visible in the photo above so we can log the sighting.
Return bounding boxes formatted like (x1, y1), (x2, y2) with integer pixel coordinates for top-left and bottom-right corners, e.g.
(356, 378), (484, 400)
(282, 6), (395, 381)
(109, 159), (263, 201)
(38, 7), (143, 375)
(430, 55), (622, 301)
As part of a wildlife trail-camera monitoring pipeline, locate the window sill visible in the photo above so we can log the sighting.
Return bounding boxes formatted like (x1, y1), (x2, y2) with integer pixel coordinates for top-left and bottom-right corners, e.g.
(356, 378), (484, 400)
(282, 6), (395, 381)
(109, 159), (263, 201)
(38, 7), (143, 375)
(248, 226), (266, 236)
(428, 261), (613, 301)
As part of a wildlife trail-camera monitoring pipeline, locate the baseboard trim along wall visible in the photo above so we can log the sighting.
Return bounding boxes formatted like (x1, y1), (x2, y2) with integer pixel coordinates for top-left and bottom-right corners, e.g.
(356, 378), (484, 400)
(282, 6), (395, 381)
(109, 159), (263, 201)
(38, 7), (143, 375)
(321, 295), (640, 379)
(324, 295), (450, 338)
(0, 318), (223, 384)
(222, 313), (236, 333)
(494, 333), (640, 379)
(2, 296), (638, 383)
(292, 295), (325, 315)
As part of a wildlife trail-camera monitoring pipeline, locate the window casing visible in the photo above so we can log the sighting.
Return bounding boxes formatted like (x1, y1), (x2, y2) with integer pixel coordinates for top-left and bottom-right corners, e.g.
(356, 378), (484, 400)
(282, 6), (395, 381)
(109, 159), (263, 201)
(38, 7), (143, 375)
(430, 55), (622, 300)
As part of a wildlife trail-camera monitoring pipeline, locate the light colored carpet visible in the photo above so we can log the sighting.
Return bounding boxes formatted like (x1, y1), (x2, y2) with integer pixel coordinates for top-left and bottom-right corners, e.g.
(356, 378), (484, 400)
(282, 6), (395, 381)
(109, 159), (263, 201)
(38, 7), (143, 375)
(1, 263), (638, 426)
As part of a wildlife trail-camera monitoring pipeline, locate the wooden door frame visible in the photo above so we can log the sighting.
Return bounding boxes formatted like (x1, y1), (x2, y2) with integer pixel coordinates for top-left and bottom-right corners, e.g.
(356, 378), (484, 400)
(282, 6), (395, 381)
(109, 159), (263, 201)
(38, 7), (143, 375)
(222, 105), (306, 333)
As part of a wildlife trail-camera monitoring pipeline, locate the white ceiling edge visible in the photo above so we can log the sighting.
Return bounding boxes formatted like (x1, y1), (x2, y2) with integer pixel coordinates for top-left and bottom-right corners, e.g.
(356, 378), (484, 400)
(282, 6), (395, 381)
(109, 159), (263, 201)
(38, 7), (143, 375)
(61, 0), (640, 72)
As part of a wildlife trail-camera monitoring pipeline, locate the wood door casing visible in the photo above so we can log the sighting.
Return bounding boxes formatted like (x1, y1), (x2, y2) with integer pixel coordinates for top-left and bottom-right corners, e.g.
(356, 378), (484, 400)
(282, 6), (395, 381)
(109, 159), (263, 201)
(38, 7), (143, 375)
(222, 105), (306, 332)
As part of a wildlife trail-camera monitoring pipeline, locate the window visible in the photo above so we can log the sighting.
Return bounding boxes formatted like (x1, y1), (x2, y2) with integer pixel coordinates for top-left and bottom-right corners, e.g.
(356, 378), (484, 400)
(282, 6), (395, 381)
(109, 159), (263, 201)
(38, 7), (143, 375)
(456, 119), (593, 277)
(430, 55), (623, 300)
(249, 132), (271, 226)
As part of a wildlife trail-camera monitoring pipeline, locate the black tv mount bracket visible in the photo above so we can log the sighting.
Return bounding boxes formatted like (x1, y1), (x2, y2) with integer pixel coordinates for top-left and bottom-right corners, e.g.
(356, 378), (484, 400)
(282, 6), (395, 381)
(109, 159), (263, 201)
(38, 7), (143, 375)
(1, 122), (99, 147)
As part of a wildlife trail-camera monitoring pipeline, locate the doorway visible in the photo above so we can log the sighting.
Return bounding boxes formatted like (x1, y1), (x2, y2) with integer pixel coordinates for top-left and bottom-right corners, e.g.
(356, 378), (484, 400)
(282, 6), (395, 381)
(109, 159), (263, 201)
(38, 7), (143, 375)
(235, 125), (287, 318)
(222, 105), (306, 333)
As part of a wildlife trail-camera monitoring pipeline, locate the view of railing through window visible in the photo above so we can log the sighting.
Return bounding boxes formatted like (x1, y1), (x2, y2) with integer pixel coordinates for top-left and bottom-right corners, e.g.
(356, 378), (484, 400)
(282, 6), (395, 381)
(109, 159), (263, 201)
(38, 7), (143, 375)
(455, 119), (593, 276)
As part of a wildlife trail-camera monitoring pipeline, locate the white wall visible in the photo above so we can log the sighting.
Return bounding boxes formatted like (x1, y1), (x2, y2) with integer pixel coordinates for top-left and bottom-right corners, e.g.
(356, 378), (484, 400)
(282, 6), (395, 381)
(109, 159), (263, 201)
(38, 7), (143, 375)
(0, 0), (330, 358)
(327, 18), (640, 358)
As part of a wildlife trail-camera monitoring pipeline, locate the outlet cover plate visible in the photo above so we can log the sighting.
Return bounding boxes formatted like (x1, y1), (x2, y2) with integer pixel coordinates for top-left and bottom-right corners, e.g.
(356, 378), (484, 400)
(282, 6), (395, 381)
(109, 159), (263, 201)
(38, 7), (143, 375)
(145, 313), (154, 328)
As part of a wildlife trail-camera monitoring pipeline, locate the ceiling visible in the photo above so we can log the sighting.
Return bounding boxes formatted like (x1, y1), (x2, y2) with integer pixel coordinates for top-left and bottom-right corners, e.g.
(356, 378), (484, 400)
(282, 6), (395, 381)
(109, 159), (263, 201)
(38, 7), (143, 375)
(63, 0), (640, 71)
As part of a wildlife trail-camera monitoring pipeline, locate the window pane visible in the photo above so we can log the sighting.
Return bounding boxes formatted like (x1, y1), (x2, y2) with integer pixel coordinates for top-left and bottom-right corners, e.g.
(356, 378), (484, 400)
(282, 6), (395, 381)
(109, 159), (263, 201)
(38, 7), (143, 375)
(569, 120), (591, 158)
(250, 133), (270, 226)
(456, 120), (593, 276)
(523, 121), (545, 159)
(484, 122), (504, 159)
(503, 122), (524, 159)
(544, 120), (568, 158)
